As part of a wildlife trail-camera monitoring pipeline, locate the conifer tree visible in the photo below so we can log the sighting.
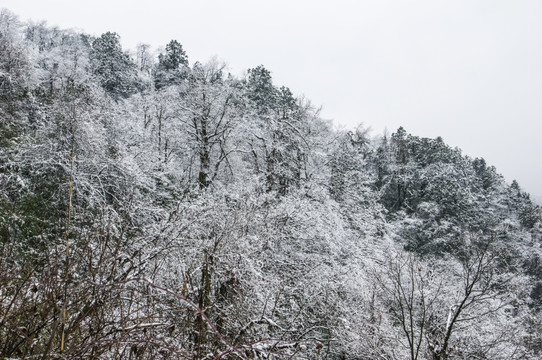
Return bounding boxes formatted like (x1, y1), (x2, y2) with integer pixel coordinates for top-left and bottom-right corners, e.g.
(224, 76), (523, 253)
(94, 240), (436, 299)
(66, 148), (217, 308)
(91, 32), (137, 98)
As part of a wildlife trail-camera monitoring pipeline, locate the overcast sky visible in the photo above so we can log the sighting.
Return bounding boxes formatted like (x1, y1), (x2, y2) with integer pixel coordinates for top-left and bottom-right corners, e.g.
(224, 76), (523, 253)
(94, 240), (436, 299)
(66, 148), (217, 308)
(3, 0), (542, 198)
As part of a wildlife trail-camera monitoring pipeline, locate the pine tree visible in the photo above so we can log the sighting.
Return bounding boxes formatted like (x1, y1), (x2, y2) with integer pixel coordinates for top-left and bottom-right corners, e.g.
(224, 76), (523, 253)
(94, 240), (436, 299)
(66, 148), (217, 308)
(154, 39), (188, 89)
(91, 32), (137, 98)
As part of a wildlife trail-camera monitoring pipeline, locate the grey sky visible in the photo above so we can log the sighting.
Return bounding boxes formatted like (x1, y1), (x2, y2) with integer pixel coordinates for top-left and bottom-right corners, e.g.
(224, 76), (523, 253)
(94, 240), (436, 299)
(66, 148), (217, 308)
(3, 0), (542, 198)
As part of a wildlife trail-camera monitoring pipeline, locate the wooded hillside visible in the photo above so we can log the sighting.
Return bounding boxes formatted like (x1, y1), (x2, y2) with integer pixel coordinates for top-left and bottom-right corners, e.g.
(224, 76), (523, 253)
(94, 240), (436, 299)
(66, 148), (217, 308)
(1, 9), (541, 359)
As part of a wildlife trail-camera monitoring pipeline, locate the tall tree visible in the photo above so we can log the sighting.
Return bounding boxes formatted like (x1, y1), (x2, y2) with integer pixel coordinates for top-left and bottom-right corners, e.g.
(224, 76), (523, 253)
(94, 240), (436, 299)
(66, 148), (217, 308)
(0, 9), (29, 117)
(159, 40), (188, 70)
(155, 39), (188, 89)
(245, 66), (315, 194)
(90, 32), (137, 98)
(177, 60), (241, 189)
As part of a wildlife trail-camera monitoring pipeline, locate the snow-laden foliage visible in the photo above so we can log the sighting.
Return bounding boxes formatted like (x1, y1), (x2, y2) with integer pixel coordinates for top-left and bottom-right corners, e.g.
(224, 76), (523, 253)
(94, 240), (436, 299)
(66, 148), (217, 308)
(1, 9), (542, 359)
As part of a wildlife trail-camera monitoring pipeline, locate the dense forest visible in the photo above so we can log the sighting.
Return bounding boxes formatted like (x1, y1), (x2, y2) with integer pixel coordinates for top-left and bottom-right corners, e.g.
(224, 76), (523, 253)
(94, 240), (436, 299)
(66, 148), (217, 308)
(1, 9), (542, 359)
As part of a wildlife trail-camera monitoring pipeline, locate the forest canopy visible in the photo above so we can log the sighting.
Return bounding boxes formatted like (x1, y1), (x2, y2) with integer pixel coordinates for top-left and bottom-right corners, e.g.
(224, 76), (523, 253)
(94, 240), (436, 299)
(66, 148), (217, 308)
(1, 9), (542, 359)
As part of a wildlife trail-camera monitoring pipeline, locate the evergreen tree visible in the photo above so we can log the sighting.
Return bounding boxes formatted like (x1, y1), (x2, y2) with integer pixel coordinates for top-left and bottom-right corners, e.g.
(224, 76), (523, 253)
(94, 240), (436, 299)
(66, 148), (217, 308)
(154, 39), (188, 89)
(246, 65), (277, 112)
(90, 32), (137, 98)
(159, 39), (188, 70)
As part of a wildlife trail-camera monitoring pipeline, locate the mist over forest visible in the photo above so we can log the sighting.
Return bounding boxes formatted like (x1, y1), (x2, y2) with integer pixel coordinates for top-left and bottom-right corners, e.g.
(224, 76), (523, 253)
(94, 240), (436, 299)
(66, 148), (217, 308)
(1, 9), (542, 359)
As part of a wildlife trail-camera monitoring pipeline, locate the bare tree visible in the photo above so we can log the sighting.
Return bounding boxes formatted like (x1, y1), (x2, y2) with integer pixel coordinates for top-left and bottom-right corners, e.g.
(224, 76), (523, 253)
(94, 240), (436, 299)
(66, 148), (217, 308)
(429, 235), (515, 360)
(177, 60), (241, 189)
(373, 251), (440, 360)
(371, 236), (521, 360)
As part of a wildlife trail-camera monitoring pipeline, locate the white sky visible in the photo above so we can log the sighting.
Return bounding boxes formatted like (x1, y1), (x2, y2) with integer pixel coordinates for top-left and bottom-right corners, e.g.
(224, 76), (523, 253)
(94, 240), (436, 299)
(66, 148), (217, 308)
(3, 0), (542, 198)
